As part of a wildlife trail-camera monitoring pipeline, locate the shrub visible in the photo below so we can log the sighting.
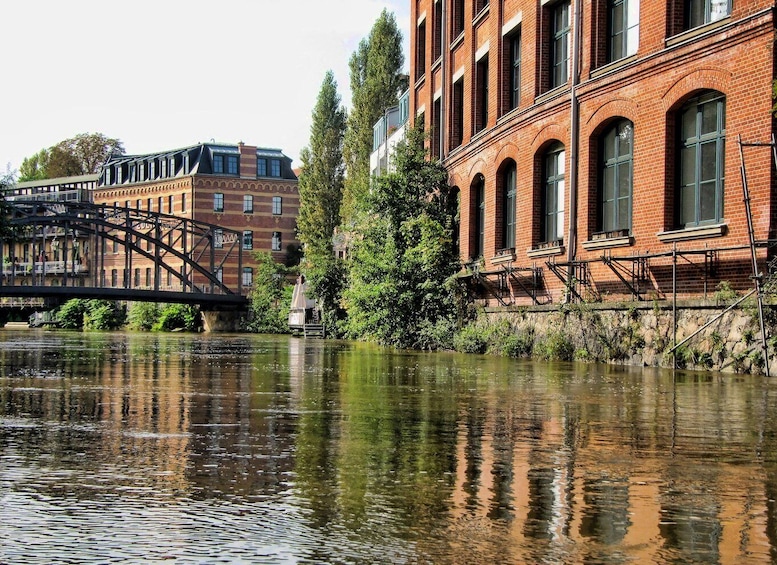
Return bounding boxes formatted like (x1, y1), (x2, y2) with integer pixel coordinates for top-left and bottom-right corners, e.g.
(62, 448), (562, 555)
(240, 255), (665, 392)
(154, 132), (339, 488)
(535, 330), (574, 361)
(83, 301), (126, 331)
(417, 317), (457, 351)
(56, 299), (89, 329)
(500, 329), (534, 358)
(56, 299), (126, 331)
(127, 302), (159, 331)
(453, 324), (489, 354)
(152, 304), (201, 332)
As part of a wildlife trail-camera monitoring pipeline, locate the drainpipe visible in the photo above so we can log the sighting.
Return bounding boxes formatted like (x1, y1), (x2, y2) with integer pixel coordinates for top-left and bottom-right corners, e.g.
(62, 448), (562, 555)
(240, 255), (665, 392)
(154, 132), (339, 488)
(567, 0), (583, 270)
(440, 0), (447, 161)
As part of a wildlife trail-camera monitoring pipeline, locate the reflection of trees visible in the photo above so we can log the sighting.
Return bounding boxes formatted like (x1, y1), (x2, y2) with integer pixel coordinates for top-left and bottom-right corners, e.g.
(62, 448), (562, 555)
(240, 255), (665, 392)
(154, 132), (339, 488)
(4, 335), (777, 561)
(292, 340), (341, 528)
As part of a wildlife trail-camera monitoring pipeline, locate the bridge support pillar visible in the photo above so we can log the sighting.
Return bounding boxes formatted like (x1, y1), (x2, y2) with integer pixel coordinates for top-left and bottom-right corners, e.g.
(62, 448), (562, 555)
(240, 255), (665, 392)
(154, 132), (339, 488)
(201, 310), (244, 333)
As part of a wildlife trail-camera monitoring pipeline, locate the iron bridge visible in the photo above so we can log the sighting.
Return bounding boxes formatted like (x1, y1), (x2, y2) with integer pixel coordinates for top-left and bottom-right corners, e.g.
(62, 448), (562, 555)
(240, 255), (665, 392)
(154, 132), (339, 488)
(0, 200), (249, 310)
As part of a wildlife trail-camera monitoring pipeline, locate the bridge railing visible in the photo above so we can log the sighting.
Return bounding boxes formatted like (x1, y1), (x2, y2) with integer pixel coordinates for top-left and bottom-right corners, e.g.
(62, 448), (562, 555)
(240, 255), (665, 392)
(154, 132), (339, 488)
(1, 261), (88, 276)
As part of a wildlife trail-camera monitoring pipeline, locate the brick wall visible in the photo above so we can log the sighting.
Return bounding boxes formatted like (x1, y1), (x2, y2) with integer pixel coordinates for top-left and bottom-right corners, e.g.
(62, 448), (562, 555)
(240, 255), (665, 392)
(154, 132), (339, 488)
(411, 0), (776, 305)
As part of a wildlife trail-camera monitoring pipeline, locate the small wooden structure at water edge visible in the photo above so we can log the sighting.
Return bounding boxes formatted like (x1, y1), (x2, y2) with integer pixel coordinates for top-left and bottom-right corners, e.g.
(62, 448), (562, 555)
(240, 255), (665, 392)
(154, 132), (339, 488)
(288, 276), (323, 337)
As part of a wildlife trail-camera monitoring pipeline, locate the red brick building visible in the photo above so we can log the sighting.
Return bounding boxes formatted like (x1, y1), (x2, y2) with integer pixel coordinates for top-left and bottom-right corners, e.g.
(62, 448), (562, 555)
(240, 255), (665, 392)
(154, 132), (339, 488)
(411, 0), (776, 305)
(96, 142), (299, 294)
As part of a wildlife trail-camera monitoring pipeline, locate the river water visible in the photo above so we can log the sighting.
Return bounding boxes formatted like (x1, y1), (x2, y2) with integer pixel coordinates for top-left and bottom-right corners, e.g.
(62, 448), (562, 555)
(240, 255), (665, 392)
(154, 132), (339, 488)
(1, 330), (777, 564)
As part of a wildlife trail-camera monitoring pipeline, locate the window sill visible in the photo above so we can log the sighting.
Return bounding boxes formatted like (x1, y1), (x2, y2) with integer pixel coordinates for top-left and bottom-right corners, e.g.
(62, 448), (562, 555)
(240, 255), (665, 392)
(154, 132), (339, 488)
(473, 5), (490, 26)
(657, 223), (727, 243)
(582, 233), (633, 251)
(527, 242), (564, 259)
(666, 16), (732, 48)
(450, 32), (464, 51)
(534, 85), (569, 106)
(590, 54), (638, 79)
(491, 248), (516, 265)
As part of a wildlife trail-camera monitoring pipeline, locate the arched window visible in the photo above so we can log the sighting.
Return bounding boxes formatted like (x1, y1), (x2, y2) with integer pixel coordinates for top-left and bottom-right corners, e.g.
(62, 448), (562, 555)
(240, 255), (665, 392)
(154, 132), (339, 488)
(471, 175), (486, 259)
(542, 144), (565, 243)
(678, 91), (725, 227)
(502, 163), (517, 250)
(600, 120), (633, 233)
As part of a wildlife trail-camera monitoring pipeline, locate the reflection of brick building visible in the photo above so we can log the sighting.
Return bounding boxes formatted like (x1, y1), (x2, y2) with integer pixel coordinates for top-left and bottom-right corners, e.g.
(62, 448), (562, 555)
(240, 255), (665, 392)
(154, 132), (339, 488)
(96, 142), (299, 293)
(411, 0), (776, 304)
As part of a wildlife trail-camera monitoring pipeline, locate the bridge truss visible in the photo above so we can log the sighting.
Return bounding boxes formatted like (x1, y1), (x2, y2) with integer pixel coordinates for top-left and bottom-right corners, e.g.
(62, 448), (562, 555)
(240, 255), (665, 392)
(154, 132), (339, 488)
(0, 201), (248, 309)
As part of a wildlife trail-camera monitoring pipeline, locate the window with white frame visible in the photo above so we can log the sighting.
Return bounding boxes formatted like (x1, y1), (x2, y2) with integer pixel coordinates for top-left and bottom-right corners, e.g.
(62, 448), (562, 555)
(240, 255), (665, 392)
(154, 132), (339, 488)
(608, 0), (639, 62)
(550, 1), (571, 89)
(542, 143), (566, 243)
(242, 230), (253, 250)
(677, 92), (725, 228)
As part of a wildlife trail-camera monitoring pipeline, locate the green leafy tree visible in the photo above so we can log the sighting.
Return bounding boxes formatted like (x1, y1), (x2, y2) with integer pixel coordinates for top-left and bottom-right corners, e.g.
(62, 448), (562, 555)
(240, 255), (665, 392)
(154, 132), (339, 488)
(247, 251), (293, 334)
(56, 299), (126, 330)
(127, 302), (160, 331)
(18, 150), (50, 182)
(297, 71), (347, 331)
(341, 123), (462, 349)
(18, 133), (124, 181)
(341, 9), (406, 225)
(152, 304), (201, 332)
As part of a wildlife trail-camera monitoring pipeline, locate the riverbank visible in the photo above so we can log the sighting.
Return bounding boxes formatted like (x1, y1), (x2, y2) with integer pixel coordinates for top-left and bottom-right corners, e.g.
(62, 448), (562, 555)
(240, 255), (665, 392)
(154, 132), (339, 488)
(477, 298), (774, 375)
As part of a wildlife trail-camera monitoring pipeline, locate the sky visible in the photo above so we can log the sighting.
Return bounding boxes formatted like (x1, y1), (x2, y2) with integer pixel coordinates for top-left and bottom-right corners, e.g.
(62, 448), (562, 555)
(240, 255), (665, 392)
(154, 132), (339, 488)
(0, 0), (410, 175)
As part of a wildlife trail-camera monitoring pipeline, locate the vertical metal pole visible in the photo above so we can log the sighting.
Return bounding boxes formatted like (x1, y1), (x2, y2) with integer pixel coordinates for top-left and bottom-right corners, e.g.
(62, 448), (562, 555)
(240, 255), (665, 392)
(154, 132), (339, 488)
(673, 243), (677, 370)
(738, 134), (770, 376)
(62, 221), (69, 287)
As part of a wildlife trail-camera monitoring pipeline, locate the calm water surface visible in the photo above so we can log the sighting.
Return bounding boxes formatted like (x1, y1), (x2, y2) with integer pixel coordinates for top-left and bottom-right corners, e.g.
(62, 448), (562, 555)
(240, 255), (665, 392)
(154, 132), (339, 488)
(1, 330), (777, 564)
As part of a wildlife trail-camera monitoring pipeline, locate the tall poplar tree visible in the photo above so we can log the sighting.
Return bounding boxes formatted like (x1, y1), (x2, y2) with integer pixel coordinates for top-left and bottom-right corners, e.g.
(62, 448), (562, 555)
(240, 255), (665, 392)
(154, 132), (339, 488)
(297, 71), (347, 328)
(341, 9), (406, 225)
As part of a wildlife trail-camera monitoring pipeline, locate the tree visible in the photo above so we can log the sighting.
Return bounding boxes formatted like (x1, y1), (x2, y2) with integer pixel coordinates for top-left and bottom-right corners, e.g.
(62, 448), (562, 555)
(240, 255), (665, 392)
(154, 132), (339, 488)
(341, 122), (463, 349)
(297, 71), (348, 329)
(18, 149), (49, 182)
(18, 133), (124, 181)
(341, 9), (406, 225)
(247, 251), (293, 334)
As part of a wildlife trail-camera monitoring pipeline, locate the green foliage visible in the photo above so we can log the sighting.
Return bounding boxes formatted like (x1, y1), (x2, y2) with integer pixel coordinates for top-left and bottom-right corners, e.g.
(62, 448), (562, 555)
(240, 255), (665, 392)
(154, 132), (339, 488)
(56, 299), (126, 330)
(83, 301), (126, 331)
(152, 304), (201, 332)
(714, 280), (738, 303)
(452, 320), (534, 357)
(56, 299), (90, 329)
(340, 124), (461, 349)
(18, 132), (124, 181)
(247, 252), (293, 334)
(534, 330), (575, 362)
(127, 302), (160, 331)
(297, 71), (348, 329)
(453, 324), (489, 354)
(342, 9), (406, 225)
(18, 149), (50, 182)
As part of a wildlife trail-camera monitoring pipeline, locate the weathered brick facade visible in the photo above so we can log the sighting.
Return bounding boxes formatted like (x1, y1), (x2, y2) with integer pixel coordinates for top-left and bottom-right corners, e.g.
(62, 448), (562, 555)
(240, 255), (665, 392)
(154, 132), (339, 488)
(411, 0), (776, 305)
(95, 142), (299, 295)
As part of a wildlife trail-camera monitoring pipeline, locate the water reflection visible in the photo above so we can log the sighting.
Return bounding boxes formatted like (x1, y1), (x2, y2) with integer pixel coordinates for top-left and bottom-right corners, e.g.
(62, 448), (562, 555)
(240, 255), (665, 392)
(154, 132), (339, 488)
(1, 331), (776, 563)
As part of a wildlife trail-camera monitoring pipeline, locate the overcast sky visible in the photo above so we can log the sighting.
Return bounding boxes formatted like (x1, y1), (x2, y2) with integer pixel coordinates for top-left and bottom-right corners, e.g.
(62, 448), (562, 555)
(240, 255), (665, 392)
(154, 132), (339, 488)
(0, 0), (410, 174)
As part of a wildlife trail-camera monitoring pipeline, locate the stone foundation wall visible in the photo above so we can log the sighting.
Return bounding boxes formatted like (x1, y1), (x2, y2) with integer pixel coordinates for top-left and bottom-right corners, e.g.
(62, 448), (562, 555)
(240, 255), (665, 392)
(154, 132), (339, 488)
(481, 299), (776, 375)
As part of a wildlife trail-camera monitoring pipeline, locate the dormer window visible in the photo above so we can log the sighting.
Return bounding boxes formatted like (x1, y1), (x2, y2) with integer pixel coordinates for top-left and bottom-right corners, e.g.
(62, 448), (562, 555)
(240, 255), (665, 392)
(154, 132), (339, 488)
(213, 155), (224, 174)
(257, 158), (267, 176)
(270, 159), (281, 177)
(227, 155), (238, 175)
(213, 153), (238, 175)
